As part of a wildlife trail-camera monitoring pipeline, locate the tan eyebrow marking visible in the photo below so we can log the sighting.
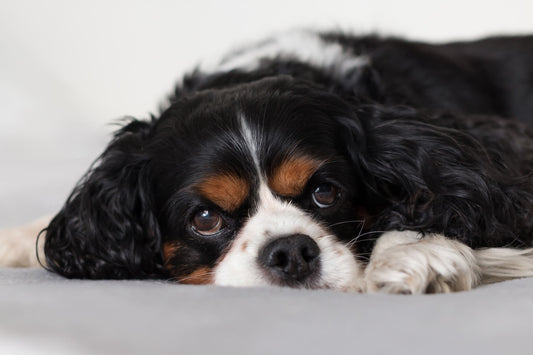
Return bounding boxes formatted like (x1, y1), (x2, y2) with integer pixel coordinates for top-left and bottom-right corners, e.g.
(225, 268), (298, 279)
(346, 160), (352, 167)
(268, 156), (323, 197)
(194, 174), (250, 212)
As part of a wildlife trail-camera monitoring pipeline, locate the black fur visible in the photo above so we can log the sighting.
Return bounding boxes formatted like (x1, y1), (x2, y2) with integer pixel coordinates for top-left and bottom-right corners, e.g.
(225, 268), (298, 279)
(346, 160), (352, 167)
(45, 119), (165, 278)
(44, 32), (533, 280)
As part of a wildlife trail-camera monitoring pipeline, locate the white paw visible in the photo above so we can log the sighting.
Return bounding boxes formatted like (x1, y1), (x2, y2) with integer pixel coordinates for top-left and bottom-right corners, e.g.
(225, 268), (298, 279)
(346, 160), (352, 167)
(0, 216), (50, 267)
(364, 232), (481, 294)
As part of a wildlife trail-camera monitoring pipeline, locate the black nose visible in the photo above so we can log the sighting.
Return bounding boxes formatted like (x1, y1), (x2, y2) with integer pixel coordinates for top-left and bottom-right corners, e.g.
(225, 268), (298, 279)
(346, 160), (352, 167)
(258, 234), (320, 286)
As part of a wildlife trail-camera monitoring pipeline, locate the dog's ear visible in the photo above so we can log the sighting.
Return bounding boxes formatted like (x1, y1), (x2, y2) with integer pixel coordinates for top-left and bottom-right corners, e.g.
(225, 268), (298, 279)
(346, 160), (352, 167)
(338, 105), (531, 247)
(44, 118), (165, 279)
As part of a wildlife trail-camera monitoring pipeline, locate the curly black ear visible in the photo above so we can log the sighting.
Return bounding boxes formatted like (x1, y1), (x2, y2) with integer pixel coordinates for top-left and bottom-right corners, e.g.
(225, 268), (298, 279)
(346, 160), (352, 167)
(44, 118), (165, 279)
(339, 105), (533, 248)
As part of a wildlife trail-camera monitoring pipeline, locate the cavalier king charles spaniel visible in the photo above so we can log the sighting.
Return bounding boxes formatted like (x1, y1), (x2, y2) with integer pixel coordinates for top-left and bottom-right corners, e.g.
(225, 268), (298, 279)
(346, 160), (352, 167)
(5, 31), (533, 294)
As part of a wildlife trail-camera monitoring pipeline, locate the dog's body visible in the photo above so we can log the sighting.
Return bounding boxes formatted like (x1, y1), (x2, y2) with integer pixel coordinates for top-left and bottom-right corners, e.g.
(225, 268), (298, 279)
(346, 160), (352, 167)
(5, 31), (533, 293)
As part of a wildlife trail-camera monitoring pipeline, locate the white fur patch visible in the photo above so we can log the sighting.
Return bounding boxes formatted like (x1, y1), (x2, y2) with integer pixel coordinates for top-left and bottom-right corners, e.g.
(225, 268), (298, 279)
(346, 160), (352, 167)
(364, 231), (482, 294)
(475, 247), (533, 284)
(239, 113), (262, 175)
(201, 30), (369, 77)
(213, 183), (364, 292)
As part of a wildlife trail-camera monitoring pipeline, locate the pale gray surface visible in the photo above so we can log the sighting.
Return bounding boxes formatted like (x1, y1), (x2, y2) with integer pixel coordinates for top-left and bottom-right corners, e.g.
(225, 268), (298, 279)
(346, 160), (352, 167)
(1, 268), (533, 355)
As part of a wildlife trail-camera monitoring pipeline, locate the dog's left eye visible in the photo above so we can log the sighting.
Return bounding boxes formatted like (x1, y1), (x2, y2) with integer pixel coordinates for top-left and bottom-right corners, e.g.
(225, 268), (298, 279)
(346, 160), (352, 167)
(312, 184), (340, 208)
(192, 209), (223, 235)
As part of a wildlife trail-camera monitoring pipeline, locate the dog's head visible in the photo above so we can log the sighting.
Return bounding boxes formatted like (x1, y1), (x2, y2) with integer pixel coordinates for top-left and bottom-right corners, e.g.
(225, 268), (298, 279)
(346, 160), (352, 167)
(155, 77), (376, 291)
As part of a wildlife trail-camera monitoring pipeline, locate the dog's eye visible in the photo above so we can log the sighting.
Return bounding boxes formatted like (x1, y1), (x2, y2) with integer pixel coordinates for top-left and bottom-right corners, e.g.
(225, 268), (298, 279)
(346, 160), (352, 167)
(192, 209), (223, 235)
(312, 184), (340, 208)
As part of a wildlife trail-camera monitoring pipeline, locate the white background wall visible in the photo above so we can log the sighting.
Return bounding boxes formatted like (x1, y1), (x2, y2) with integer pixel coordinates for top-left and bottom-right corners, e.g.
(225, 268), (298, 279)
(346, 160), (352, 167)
(2, 0), (533, 125)
(1, 0), (533, 225)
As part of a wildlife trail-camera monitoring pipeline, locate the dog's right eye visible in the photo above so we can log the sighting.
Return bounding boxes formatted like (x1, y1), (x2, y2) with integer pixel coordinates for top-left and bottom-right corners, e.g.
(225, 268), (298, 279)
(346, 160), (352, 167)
(191, 209), (223, 236)
(312, 183), (340, 208)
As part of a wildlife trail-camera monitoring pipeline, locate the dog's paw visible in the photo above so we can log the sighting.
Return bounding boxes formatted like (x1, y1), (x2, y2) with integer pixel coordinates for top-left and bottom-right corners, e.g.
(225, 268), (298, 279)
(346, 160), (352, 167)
(0, 216), (50, 267)
(363, 231), (481, 294)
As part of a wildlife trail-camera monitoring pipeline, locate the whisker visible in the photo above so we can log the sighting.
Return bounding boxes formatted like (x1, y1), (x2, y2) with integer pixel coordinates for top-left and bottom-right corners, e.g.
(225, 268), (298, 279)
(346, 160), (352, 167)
(344, 220), (365, 249)
(345, 229), (388, 249)
(327, 219), (365, 228)
(348, 237), (382, 246)
(347, 221), (366, 249)
(355, 254), (371, 262)
(356, 230), (389, 238)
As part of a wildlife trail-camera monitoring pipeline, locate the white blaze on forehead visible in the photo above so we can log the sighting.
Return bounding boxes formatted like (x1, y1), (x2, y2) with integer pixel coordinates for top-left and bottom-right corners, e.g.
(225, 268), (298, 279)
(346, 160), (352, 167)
(239, 113), (262, 176)
(201, 30), (369, 76)
(213, 181), (364, 291)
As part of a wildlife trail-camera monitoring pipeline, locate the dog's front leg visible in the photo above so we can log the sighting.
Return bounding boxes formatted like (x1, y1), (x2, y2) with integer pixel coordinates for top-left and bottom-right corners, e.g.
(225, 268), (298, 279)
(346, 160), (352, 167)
(363, 231), (482, 294)
(0, 216), (50, 268)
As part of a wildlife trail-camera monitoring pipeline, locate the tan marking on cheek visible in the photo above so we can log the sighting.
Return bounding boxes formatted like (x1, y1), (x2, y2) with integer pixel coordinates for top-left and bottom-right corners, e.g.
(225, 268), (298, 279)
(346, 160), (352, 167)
(180, 266), (213, 285)
(163, 241), (181, 264)
(268, 156), (323, 197)
(195, 174), (249, 211)
(241, 241), (248, 252)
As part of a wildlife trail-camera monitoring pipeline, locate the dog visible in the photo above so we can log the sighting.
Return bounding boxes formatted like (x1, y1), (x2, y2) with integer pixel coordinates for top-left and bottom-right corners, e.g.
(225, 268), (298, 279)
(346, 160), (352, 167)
(5, 31), (533, 294)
